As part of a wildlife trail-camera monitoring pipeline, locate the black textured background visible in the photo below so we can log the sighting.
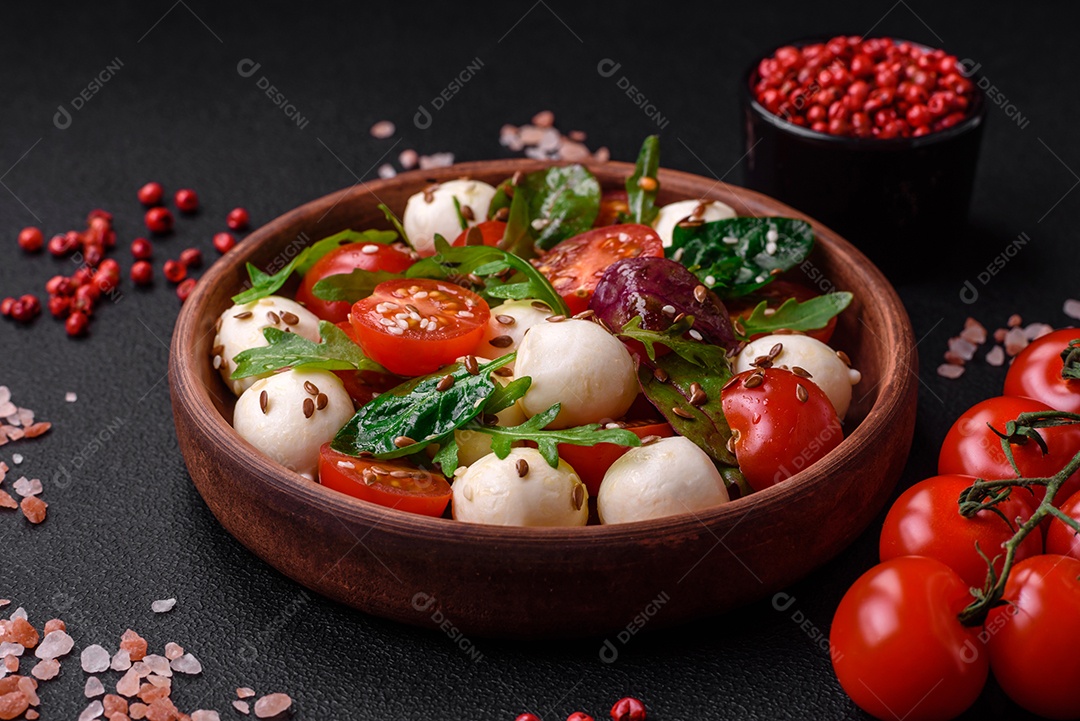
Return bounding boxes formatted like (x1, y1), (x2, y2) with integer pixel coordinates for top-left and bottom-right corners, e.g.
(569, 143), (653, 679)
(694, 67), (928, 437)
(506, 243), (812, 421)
(1, 2), (1075, 719)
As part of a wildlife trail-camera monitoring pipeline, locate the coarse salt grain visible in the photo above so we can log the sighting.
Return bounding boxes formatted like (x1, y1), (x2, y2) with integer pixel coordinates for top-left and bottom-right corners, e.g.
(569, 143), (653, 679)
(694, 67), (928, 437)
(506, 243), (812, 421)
(254, 693), (292, 718)
(35, 630), (74, 660)
(142, 654), (171, 677)
(1065, 299), (1080, 320)
(10, 607), (27, 621)
(947, 336), (977, 361)
(233, 700), (250, 714)
(12, 477), (41, 497)
(192, 711), (221, 721)
(31, 658), (59, 680)
(116, 668), (141, 697)
(937, 363), (965, 379)
(0, 642), (22, 658)
(1024, 322), (1054, 340)
(377, 164), (396, 179)
(987, 346), (1005, 366)
(170, 653), (201, 675)
(82, 644), (111, 673)
(163, 643), (183, 661)
(78, 699), (103, 721)
(398, 148), (418, 169)
(960, 317), (987, 345)
(85, 675), (105, 697)
(236, 687), (255, 699)
(111, 649), (131, 671)
(120, 630), (147, 661)
(0, 491), (16, 509)
(10, 454), (21, 466)
(150, 598), (176, 613)
(1004, 327), (1028, 356)
(369, 120), (395, 139)
(65, 392), (77, 403)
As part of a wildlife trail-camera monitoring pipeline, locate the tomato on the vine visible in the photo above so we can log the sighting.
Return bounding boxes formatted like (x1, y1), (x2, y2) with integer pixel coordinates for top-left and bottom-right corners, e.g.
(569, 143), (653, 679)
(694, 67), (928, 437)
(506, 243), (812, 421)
(296, 242), (415, 323)
(986, 554), (1080, 720)
(558, 419), (674, 496)
(533, 224), (663, 315)
(1004, 328), (1080, 413)
(879, 474), (1042, 589)
(721, 368), (843, 492)
(349, 278), (490, 377)
(831, 556), (987, 721)
(938, 396), (1080, 506)
(725, 280), (838, 344)
(451, 220), (507, 248)
(1046, 488), (1080, 560)
(318, 443), (451, 517)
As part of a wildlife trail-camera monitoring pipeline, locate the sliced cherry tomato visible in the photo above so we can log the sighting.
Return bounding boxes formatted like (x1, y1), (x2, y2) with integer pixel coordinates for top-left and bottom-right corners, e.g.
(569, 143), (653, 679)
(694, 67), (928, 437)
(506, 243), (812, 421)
(721, 368), (843, 492)
(831, 556), (988, 721)
(349, 279), (490, 377)
(533, 224), (663, 315)
(330, 321), (401, 405)
(938, 396), (1080, 506)
(594, 190), (629, 227)
(879, 474), (1042, 589)
(1046, 488), (1080, 559)
(318, 443), (451, 517)
(451, 220), (507, 247)
(986, 554), (1080, 720)
(725, 280), (838, 344)
(1004, 328), (1080, 413)
(558, 420), (674, 497)
(296, 242), (415, 323)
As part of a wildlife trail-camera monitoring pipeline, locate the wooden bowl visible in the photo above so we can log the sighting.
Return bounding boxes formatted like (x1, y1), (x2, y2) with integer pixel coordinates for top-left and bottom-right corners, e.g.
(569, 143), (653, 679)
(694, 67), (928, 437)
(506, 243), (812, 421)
(170, 160), (917, 639)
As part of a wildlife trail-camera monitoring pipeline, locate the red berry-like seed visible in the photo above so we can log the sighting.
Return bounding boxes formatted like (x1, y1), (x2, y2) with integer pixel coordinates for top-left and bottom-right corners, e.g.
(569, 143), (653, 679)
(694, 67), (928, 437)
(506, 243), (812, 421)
(131, 237), (153, 259)
(66, 310), (89, 336)
(138, 182), (164, 206)
(48, 295), (71, 318)
(567, 713), (594, 721)
(48, 234), (73, 257)
(212, 232), (236, 254)
(75, 283), (100, 306)
(515, 715), (542, 721)
(179, 248), (203, 268)
(610, 697), (647, 721)
(87, 208), (113, 225)
(72, 267), (94, 288)
(176, 278), (196, 302)
(131, 260), (153, 286)
(175, 188), (199, 213)
(226, 207), (249, 231)
(145, 206), (174, 234)
(163, 259), (186, 284)
(18, 226), (44, 252)
(1, 297), (15, 316)
(9, 300), (31, 323)
(46, 275), (73, 296)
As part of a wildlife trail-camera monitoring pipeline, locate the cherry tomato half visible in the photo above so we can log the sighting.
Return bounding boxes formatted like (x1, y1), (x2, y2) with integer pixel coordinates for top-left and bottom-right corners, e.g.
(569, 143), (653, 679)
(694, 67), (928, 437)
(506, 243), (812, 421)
(1046, 488), (1080, 560)
(725, 280), (838, 344)
(558, 420), (674, 497)
(938, 396), (1080, 506)
(721, 368), (843, 492)
(831, 556), (987, 721)
(451, 220), (507, 248)
(350, 278), (490, 377)
(1004, 328), (1080, 413)
(594, 189), (629, 227)
(296, 242), (415, 323)
(533, 224), (663, 315)
(986, 554), (1080, 720)
(879, 474), (1042, 589)
(318, 443), (451, 517)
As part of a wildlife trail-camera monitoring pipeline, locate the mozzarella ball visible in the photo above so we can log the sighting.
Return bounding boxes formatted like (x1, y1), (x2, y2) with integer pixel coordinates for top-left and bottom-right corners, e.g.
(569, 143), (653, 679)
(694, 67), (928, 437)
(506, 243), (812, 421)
(452, 448), (588, 527)
(233, 369), (354, 480)
(453, 359), (527, 467)
(734, 334), (862, 420)
(473, 299), (554, 363)
(652, 199), (736, 248)
(515, 319), (638, 429)
(403, 179), (497, 256)
(214, 296), (321, 395)
(598, 436), (729, 524)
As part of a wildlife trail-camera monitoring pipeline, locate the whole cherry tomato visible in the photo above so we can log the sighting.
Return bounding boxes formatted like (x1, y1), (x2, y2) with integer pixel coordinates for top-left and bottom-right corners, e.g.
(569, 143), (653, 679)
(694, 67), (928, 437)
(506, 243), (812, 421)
(1045, 487), (1080, 560)
(1004, 328), (1080, 413)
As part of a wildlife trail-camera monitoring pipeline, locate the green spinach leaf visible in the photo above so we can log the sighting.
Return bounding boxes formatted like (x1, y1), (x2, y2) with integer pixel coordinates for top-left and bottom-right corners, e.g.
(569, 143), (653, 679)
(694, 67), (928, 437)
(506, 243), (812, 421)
(486, 165), (600, 251)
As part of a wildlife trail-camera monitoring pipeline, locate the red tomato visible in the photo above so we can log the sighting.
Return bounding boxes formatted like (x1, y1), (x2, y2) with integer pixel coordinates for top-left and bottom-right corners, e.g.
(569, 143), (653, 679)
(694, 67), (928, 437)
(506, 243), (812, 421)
(533, 224), (663, 315)
(938, 396), (1080, 506)
(330, 321), (400, 405)
(349, 279), (490, 377)
(1004, 328), (1080, 413)
(725, 280), (838, 344)
(451, 220), (507, 247)
(879, 474), (1042, 589)
(831, 557), (987, 721)
(558, 420), (674, 497)
(986, 555), (1080, 720)
(1046, 488), (1080, 559)
(721, 368), (843, 492)
(318, 443), (451, 517)
(296, 242), (415, 323)
(594, 190), (629, 227)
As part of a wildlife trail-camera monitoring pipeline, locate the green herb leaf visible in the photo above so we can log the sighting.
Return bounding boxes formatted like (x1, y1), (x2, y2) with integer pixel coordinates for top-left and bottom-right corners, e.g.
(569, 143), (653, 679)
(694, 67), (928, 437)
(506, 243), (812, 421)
(625, 135), (660, 225)
(668, 217), (814, 298)
(469, 403), (642, 469)
(231, 321), (385, 379)
(737, 292), (853, 340)
(431, 437), (460, 475)
(484, 376), (531, 415)
(618, 316), (728, 369)
(451, 196), (468, 231)
(488, 166), (600, 251)
(379, 203), (413, 250)
(331, 354), (515, 459)
(312, 268), (408, 302)
(497, 180), (537, 259)
(231, 228), (399, 304)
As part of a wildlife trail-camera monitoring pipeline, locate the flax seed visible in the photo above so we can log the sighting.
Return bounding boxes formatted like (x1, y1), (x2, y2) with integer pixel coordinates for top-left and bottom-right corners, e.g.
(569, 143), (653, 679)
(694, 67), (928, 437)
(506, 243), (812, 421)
(671, 406), (694, 419)
(488, 335), (514, 348)
(393, 436), (415, 448)
(303, 381), (319, 395)
(436, 374), (454, 392)
(259, 390), (268, 414)
(302, 398), (315, 418)
(316, 393), (328, 410)
(280, 311), (300, 326)
(515, 458), (529, 478)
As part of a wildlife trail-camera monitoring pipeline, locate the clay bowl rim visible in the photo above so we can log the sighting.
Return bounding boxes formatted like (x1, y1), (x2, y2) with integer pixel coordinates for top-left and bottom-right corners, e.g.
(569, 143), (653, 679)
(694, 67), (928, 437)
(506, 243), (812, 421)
(170, 158), (914, 543)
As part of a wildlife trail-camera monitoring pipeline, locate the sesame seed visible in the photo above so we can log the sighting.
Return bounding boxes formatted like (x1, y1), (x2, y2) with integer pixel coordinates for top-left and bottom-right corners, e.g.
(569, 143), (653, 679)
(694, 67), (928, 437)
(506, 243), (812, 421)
(494, 206), (510, 221)
(704, 275), (716, 286)
(280, 311), (300, 326)
(436, 374), (454, 392)
(515, 458), (529, 478)
(495, 314), (515, 325)
(370, 465), (390, 475)
(393, 436), (415, 448)
(387, 325), (404, 335)
(673, 247), (685, 262)
(213, 356), (222, 369)
(493, 367), (514, 377)
(677, 219), (703, 229)
(640, 435), (661, 446)
(796, 384), (809, 403)
(396, 318), (409, 330)
(337, 460), (355, 469)
(765, 241), (778, 255)
(457, 310), (474, 318)
(661, 304), (676, 316)
(234, 311), (253, 320)
(461, 204), (475, 221)
(722, 236), (738, 245)
(752, 355), (772, 369)
(769, 343), (783, 359)
(572, 309), (595, 320)
(259, 391), (268, 414)
(361, 244), (380, 254)
(488, 335), (513, 348)
(302, 398), (315, 418)
(511, 170), (524, 186)
(671, 406), (694, 419)
(531, 218), (550, 230)
(688, 329), (703, 341)
(766, 228), (779, 244)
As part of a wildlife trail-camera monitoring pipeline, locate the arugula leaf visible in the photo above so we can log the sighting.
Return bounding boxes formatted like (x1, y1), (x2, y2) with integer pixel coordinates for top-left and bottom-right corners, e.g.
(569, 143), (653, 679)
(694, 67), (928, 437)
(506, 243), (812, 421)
(431, 437), (460, 476)
(230, 321), (384, 379)
(497, 180), (538, 259)
(378, 203), (412, 250)
(668, 217), (814, 298)
(618, 316), (727, 368)
(465, 403), (642, 469)
(484, 376), (531, 415)
(624, 135), (660, 225)
(737, 292), (853, 340)
(231, 228), (399, 304)
(331, 354), (515, 459)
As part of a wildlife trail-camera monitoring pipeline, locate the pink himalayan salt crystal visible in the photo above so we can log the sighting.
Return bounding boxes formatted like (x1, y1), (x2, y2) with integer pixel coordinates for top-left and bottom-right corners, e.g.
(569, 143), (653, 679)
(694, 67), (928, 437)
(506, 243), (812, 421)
(20, 496), (46, 524)
(128, 702), (149, 719)
(103, 694), (128, 715)
(81, 644), (111, 673)
(141, 655), (170, 677)
(85, 676), (105, 697)
(25, 710), (40, 721)
(16, 676), (38, 706)
(191, 712), (221, 721)
(30, 659), (59, 680)
(254, 693), (292, 718)
(1004, 327), (1029, 356)
(937, 363), (965, 379)
(236, 688), (255, 699)
(169, 653), (201, 675)
(145, 675), (170, 689)
(369, 120), (395, 139)
(1024, 322), (1054, 340)
(78, 699), (103, 721)
(131, 661), (150, 678)
(947, 336), (978, 361)
(116, 668), (141, 697)
(34, 630), (73, 660)
(0, 643), (22, 658)
(150, 599), (175, 614)
(11, 477), (41, 498)
(146, 697), (180, 721)
(1065, 298), (1080, 320)
(3, 655), (17, 673)
(232, 700), (250, 714)
(111, 649), (131, 672)
(163, 643), (183, 661)
(119, 630), (147, 662)
(0, 491), (16, 509)
(42, 619), (64, 635)
(986, 345), (1006, 367)
(398, 148), (418, 170)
